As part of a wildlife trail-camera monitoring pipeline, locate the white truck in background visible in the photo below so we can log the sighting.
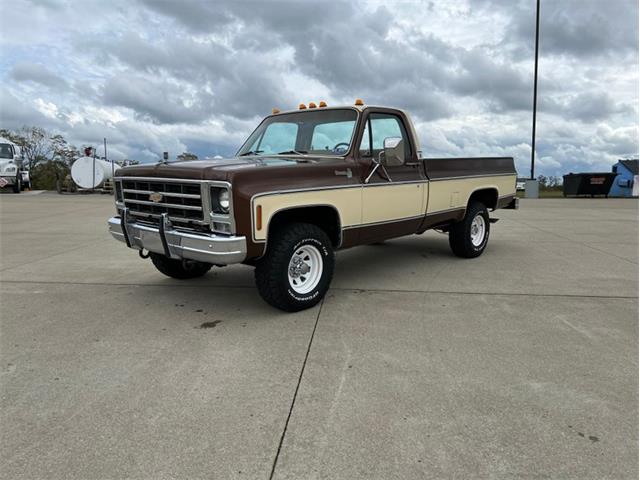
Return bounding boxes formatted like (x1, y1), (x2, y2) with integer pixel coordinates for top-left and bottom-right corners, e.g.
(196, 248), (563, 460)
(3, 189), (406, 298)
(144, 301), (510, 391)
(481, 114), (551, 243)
(0, 137), (30, 193)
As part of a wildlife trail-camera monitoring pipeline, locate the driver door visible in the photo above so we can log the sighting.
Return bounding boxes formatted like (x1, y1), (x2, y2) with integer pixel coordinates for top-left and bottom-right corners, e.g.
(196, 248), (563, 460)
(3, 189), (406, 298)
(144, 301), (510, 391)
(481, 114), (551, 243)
(359, 111), (426, 243)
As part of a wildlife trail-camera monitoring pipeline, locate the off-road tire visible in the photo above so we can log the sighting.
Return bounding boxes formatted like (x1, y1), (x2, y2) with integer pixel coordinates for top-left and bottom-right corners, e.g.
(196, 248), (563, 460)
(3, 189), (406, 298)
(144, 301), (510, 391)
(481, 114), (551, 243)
(149, 253), (212, 279)
(449, 201), (490, 258)
(255, 223), (334, 312)
(12, 177), (21, 194)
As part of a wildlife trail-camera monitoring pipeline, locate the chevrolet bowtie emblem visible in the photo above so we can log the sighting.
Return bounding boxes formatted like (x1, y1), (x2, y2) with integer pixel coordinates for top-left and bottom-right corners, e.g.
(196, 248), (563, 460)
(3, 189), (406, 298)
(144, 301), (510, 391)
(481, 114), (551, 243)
(149, 192), (163, 203)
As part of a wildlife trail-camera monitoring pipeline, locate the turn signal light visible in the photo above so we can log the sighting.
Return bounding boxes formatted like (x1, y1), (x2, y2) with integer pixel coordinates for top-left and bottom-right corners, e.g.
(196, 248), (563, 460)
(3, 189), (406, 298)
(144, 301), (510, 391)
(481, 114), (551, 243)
(318, 101), (327, 107)
(308, 102), (317, 108)
(256, 205), (263, 231)
(298, 103), (307, 110)
(354, 98), (364, 106)
(272, 108), (280, 114)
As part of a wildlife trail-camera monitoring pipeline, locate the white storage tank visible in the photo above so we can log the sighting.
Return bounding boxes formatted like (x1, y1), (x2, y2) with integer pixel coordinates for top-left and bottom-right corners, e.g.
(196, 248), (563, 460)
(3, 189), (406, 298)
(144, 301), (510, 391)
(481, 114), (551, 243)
(71, 156), (115, 189)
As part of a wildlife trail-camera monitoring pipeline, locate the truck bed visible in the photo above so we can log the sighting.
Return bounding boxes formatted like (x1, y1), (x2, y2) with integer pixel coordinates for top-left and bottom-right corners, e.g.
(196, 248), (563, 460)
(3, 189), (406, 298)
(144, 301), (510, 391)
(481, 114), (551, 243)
(423, 157), (517, 180)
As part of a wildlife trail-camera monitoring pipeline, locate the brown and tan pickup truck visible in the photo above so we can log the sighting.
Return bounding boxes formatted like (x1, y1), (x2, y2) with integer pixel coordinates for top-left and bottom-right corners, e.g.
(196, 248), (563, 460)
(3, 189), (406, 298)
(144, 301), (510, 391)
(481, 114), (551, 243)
(108, 101), (517, 311)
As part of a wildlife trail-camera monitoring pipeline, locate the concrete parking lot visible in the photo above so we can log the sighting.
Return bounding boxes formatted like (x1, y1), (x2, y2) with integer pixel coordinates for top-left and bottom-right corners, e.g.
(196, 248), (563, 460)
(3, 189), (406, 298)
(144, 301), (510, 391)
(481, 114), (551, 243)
(1, 193), (637, 479)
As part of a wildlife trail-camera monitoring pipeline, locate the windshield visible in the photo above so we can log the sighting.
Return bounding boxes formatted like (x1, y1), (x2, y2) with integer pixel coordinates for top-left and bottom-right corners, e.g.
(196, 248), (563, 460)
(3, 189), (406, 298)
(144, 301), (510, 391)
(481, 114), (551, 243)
(237, 109), (358, 157)
(0, 144), (13, 159)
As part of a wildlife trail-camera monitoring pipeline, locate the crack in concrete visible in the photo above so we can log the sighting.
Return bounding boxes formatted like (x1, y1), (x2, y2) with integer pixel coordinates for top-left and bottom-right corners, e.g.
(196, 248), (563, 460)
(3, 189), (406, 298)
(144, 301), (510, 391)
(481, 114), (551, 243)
(268, 298), (324, 480)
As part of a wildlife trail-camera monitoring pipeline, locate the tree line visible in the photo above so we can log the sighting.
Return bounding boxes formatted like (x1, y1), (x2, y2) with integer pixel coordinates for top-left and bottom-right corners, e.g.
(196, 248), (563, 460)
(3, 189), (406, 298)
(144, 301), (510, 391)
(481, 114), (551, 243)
(1, 126), (200, 190)
(0, 126), (84, 190)
(536, 175), (563, 189)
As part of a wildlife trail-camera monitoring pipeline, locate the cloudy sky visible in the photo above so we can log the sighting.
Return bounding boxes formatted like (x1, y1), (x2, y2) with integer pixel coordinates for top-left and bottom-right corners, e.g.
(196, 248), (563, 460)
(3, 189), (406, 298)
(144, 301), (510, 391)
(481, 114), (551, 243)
(1, 0), (638, 177)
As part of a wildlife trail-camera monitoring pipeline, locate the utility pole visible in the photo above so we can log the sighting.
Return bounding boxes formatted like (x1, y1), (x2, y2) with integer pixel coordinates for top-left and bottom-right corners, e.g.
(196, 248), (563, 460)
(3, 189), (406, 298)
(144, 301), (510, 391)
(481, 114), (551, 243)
(105, 137), (114, 179)
(530, 0), (540, 180)
(92, 146), (96, 193)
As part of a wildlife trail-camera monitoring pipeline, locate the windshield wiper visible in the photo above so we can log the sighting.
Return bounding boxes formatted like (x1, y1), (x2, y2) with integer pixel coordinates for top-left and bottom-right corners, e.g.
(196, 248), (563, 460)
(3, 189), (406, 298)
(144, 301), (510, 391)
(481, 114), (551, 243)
(277, 150), (308, 155)
(238, 150), (264, 156)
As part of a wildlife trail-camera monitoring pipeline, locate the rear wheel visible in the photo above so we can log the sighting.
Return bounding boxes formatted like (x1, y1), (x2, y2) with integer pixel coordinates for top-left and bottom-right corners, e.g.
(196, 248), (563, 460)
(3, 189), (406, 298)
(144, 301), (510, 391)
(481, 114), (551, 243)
(255, 223), (334, 312)
(449, 201), (490, 258)
(149, 253), (212, 279)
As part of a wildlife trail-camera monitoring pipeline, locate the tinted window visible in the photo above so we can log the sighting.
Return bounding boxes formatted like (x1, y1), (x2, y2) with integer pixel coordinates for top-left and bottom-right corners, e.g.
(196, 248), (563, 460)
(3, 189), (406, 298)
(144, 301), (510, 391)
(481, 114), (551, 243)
(359, 113), (411, 160)
(237, 109), (358, 157)
(255, 123), (298, 155)
(311, 121), (355, 154)
(372, 117), (403, 150)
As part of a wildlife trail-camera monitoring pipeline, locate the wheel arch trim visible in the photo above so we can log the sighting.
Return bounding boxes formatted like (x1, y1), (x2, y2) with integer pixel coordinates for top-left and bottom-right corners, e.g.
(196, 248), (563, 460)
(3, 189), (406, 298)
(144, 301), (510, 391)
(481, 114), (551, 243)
(252, 203), (343, 258)
(464, 186), (500, 214)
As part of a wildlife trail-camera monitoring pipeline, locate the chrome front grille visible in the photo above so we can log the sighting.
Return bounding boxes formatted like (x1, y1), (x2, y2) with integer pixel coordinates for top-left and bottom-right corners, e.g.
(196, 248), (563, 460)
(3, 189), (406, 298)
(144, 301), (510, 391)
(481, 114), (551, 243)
(120, 178), (206, 227)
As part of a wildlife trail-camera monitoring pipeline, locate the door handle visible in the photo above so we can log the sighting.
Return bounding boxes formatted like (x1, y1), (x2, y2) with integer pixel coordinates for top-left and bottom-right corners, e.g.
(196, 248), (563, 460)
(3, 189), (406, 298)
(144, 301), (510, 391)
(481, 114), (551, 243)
(334, 168), (352, 179)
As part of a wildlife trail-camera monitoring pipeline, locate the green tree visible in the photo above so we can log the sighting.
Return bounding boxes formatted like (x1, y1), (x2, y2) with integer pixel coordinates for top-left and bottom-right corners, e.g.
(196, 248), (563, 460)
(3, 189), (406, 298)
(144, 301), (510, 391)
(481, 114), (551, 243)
(0, 126), (83, 189)
(14, 126), (53, 171)
(51, 134), (80, 166)
(537, 175), (548, 187)
(177, 152), (198, 161)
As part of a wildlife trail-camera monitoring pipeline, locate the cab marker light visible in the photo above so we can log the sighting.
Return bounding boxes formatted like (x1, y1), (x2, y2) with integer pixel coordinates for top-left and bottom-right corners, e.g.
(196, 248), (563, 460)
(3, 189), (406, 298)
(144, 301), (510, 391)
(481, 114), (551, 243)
(272, 108), (280, 114)
(318, 101), (327, 107)
(308, 102), (317, 108)
(256, 205), (263, 231)
(354, 98), (364, 106)
(298, 103), (307, 110)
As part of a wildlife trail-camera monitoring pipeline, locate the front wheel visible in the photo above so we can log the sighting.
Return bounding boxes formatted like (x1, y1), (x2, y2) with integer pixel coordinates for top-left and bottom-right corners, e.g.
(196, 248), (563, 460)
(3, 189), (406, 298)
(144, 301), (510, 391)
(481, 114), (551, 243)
(149, 253), (212, 279)
(255, 223), (334, 312)
(12, 177), (21, 194)
(449, 201), (490, 258)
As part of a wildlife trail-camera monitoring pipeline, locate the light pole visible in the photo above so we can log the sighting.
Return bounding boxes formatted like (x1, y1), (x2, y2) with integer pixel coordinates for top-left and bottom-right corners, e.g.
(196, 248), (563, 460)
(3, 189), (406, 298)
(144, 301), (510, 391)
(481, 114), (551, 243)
(530, 0), (540, 180)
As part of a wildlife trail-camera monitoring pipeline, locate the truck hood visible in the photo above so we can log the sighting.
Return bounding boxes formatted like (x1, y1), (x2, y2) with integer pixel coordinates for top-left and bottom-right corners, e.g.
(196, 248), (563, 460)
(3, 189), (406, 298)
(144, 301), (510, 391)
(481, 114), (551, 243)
(115, 156), (332, 181)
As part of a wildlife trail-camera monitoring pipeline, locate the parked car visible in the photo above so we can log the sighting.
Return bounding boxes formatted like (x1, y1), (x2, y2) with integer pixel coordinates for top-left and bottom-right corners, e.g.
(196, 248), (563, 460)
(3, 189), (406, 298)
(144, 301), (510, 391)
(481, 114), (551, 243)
(108, 101), (518, 311)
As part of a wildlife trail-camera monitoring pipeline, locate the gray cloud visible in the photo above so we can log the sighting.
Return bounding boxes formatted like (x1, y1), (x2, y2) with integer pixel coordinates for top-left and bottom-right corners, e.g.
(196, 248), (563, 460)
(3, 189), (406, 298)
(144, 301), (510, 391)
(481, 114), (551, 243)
(0, 87), (61, 129)
(10, 62), (68, 90)
(102, 74), (215, 124)
(502, 0), (639, 59)
(562, 92), (633, 123)
(539, 0), (638, 59)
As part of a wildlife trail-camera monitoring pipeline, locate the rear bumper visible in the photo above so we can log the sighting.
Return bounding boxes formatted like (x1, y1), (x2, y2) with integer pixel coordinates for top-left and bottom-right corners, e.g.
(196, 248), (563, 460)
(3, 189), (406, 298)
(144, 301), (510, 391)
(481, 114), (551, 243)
(108, 215), (247, 265)
(505, 197), (519, 209)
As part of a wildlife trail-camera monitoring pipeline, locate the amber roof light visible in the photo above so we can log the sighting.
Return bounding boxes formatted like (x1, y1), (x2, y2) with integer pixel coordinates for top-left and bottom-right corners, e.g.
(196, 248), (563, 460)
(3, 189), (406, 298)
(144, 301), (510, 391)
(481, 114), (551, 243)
(319, 101), (327, 107)
(308, 102), (317, 108)
(272, 108), (280, 114)
(298, 103), (307, 110)
(354, 98), (364, 106)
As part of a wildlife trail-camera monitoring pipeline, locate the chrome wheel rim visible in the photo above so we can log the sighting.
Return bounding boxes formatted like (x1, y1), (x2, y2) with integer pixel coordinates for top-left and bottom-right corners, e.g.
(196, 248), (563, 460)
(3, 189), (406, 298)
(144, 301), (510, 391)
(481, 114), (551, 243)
(288, 245), (323, 294)
(470, 214), (486, 247)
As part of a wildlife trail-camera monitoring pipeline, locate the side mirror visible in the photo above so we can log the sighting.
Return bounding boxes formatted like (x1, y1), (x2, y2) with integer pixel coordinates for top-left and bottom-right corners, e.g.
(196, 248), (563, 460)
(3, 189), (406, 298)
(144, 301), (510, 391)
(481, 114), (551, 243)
(382, 137), (404, 167)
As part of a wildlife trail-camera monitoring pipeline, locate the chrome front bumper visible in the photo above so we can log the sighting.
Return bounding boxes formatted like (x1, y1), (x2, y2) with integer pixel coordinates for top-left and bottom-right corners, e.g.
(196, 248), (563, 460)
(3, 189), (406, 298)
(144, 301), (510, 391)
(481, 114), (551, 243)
(108, 215), (247, 265)
(0, 176), (17, 185)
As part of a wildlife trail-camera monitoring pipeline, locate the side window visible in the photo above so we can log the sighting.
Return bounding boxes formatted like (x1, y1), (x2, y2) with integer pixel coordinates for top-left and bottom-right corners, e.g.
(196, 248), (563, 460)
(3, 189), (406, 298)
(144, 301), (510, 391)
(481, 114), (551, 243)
(369, 113), (411, 161)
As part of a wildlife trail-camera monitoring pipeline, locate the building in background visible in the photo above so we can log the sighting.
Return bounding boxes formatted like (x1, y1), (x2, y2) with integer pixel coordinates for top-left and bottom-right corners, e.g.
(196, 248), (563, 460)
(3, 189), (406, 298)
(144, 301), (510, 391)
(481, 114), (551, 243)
(609, 159), (638, 198)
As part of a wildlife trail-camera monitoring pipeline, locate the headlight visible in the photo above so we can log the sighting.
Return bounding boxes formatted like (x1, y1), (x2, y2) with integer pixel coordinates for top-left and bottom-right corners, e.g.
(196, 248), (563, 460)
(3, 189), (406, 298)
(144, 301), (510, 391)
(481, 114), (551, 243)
(211, 187), (231, 214)
(218, 189), (230, 212)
